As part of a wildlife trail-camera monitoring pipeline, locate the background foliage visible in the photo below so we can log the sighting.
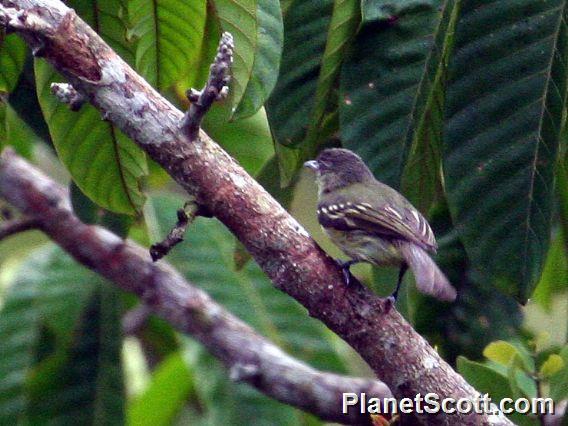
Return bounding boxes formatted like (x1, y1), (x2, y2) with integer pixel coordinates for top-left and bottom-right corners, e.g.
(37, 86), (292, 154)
(0, 0), (567, 425)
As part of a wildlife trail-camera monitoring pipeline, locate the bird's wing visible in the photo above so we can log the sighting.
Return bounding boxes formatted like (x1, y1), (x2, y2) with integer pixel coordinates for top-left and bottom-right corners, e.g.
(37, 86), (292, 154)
(317, 200), (437, 252)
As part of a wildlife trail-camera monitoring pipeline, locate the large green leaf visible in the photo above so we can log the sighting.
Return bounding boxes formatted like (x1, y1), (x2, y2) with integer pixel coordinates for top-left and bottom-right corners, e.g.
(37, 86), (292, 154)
(34, 0), (147, 215)
(266, 0), (334, 147)
(127, 352), (196, 426)
(36, 61), (147, 214)
(302, 0), (360, 155)
(7, 56), (53, 147)
(146, 194), (351, 423)
(0, 33), (26, 93)
(202, 105), (274, 175)
(340, 0), (447, 188)
(443, 0), (568, 302)
(400, 0), (458, 213)
(0, 246), (124, 423)
(27, 285), (125, 424)
(70, 181), (134, 237)
(129, 0), (206, 91)
(2, 103), (36, 158)
(233, 0), (284, 119)
(209, 0), (258, 114)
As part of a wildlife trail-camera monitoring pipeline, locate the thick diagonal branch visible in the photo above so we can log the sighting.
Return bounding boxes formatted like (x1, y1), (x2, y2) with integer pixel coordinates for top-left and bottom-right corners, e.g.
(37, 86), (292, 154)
(0, 2), (512, 424)
(0, 149), (392, 425)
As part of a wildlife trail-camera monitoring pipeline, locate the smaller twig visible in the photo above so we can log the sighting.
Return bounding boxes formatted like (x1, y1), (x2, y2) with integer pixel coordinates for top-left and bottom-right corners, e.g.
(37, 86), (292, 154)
(51, 83), (86, 111)
(122, 303), (152, 336)
(180, 32), (233, 141)
(0, 217), (40, 241)
(150, 200), (199, 261)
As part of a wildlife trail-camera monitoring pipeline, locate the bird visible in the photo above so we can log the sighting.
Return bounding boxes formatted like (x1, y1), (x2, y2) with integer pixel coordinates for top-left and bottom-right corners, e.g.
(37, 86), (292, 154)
(304, 148), (456, 302)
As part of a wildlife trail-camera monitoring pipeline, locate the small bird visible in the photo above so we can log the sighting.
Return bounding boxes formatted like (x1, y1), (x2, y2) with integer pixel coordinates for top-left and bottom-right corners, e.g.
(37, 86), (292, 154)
(304, 148), (456, 302)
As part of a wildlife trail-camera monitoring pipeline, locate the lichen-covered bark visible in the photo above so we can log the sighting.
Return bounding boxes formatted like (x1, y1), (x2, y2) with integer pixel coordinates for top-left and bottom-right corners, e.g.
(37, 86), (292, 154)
(0, 2), (513, 424)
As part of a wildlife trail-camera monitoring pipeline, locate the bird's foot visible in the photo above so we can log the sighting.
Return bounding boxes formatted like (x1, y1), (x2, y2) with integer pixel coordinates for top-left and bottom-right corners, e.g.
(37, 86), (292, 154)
(384, 295), (397, 313)
(335, 259), (356, 286)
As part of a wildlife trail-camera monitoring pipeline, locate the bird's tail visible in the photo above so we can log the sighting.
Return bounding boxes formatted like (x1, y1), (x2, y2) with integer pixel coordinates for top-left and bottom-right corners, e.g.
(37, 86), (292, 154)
(399, 242), (457, 302)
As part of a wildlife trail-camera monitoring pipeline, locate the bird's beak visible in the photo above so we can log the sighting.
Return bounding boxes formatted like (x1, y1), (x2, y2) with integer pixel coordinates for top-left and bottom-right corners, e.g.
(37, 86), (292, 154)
(304, 160), (319, 171)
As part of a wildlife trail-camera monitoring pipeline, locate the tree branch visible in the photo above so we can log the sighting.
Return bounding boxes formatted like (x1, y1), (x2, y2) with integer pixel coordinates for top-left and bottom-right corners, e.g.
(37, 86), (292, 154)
(0, 148), (392, 425)
(0, 2), (513, 424)
(0, 216), (40, 240)
(149, 200), (199, 261)
(181, 32), (233, 141)
(51, 82), (86, 111)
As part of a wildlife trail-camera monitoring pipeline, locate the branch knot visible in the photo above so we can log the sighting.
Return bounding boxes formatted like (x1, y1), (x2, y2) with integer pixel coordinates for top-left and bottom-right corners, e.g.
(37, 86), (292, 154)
(51, 83), (86, 111)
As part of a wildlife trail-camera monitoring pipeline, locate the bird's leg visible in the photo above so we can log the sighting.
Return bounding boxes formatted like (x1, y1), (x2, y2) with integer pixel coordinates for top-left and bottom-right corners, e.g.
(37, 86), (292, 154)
(335, 259), (360, 285)
(389, 263), (408, 303)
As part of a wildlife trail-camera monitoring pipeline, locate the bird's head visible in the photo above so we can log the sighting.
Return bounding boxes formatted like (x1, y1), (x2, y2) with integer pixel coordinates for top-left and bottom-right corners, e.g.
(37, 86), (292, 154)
(304, 148), (374, 194)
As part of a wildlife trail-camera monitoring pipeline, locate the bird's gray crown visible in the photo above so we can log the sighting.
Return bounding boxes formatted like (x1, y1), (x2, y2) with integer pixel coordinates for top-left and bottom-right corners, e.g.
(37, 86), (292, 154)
(314, 148), (375, 190)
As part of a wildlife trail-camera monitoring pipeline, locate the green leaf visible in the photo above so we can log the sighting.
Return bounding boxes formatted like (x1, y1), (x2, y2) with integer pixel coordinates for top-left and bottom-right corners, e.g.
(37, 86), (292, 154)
(457, 356), (514, 402)
(35, 61), (147, 215)
(340, 0), (447, 188)
(0, 33), (26, 93)
(26, 285), (125, 424)
(203, 105), (274, 175)
(267, 0), (334, 146)
(7, 57), (53, 146)
(128, 352), (195, 426)
(302, 0), (360, 152)
(532, 231), (568, 311)
(540, 353), (565, 378)
(233, 0), (284, 119)
(457, 357), (538, 426)
(210, 0), (258, 114)
(70, 181), (134, 237)
(0, 246), (97, 422)
(400, 0), (458, 213)
(3, 102), (36, 158)
(443, 0), (568, 302)
(483, 341), (523, 367)
(550, 346), (568, 400)
(129, 0), (206, 91)
(556, 160), (568, 255)
(274, 142), (302, 187)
